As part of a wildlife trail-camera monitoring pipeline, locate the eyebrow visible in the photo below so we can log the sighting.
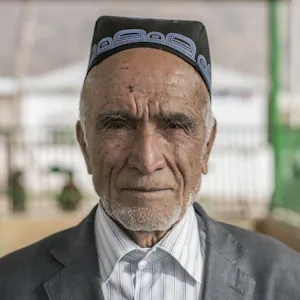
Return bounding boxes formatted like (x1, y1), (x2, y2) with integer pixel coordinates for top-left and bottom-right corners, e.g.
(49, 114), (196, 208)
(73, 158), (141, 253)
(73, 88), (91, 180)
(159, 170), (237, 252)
(160, 112), (197, 130)
(96, 111), (198, 129)
(96, 111), (130, 126)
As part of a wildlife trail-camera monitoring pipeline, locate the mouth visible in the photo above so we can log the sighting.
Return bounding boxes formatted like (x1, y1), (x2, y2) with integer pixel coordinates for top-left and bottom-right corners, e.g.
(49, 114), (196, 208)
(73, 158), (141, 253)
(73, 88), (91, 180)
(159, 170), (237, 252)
(121, 188), (171, 193)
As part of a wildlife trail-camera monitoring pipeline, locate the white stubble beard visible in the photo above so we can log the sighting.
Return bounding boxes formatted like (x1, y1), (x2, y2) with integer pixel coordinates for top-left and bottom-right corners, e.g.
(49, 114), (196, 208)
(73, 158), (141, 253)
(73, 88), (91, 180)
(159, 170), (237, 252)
(99, 180), (202, 232)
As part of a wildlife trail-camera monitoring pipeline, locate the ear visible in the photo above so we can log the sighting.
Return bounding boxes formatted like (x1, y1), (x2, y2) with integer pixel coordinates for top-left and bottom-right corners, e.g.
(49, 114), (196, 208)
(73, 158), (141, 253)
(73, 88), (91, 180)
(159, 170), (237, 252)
(201, 118), (217, 175)
(76, 121), (92, 174)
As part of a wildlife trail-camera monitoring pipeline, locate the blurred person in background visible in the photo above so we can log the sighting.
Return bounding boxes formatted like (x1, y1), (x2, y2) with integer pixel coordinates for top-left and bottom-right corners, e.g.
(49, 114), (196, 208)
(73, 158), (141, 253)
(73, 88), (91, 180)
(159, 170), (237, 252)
(7, 169), (27, 213)
(57, 170), (83, 211)
(0, 16), (300, 300)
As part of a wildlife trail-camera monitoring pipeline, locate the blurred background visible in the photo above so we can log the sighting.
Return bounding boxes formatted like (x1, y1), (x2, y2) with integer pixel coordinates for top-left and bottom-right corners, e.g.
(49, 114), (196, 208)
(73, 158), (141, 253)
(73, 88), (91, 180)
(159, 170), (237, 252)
(0, 0), (299, 257)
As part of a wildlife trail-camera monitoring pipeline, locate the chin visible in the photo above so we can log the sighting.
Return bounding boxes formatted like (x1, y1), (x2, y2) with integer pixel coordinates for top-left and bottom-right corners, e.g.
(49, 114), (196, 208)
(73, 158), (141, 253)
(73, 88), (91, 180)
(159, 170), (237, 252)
(102, 198), (182, 232)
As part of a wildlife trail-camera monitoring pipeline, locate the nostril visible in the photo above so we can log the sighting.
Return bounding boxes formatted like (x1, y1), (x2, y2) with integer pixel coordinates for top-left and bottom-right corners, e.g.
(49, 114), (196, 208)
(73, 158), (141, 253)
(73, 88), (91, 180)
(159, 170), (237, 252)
(127, 154), (166, 175)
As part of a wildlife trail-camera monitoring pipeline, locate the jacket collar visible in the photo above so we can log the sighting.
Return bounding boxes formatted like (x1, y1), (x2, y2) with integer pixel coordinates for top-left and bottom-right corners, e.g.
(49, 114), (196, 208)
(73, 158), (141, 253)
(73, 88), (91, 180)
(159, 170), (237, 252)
(43, 203), (256, 300)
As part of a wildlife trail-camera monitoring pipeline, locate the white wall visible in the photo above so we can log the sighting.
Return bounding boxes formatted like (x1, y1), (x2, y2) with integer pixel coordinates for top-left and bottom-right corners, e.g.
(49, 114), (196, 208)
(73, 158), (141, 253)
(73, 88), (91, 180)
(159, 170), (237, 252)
(21, 93), (80, 127)
(212, 92), (268, 126)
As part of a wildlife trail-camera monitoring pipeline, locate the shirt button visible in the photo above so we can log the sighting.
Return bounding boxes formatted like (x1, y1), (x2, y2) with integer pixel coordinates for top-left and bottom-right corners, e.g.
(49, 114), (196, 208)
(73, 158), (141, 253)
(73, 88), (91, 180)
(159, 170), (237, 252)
(138, 260), (147, 270)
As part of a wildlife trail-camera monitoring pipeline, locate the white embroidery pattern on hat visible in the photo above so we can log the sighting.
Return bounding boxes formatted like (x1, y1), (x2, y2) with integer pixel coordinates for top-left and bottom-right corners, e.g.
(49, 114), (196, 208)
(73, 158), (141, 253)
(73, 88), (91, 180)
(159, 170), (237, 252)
(88, 29), (211, 89)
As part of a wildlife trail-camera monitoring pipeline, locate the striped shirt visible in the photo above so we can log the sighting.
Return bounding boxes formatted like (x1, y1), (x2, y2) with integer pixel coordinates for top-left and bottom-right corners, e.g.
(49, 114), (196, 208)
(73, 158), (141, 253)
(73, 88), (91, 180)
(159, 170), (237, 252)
(94, 204), (206, 300)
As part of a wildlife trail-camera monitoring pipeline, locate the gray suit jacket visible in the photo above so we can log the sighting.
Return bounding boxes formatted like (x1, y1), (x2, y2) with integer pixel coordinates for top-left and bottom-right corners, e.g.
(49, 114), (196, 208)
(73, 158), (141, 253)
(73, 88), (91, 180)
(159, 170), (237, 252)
(1, 203), (300, 300)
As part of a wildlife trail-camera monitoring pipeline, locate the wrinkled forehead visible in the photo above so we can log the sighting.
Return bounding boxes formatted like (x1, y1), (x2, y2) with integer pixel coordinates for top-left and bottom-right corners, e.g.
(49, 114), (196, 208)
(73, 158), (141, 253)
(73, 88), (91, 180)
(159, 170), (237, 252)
(83, 48), (209, 112)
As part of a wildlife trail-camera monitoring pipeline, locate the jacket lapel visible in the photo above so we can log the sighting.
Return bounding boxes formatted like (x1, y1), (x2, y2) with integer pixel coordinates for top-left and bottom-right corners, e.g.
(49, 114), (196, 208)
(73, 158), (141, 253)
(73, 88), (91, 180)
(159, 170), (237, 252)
(193, 203), (256, 300)
(43, 206), (105, 300)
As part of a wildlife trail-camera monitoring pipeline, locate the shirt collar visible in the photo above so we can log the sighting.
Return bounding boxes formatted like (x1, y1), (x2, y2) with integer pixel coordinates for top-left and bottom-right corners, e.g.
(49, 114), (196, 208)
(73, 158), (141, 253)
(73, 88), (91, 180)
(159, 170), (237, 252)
(94, 203), (204, 284)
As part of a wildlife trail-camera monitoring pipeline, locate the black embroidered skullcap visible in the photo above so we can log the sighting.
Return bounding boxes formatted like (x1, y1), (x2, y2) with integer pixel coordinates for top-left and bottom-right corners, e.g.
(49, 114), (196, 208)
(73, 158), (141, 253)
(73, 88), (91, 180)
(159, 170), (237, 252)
(87, 16), (212, 96)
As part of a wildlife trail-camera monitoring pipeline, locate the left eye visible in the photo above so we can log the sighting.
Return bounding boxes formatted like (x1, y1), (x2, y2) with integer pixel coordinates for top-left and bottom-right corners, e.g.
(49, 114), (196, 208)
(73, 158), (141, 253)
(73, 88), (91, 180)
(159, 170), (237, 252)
(167, 122), (183, 129)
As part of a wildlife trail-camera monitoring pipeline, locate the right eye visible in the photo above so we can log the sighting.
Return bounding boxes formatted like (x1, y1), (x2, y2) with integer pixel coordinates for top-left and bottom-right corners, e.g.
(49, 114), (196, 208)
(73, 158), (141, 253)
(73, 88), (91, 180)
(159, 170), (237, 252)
(107, 122), (126, 129)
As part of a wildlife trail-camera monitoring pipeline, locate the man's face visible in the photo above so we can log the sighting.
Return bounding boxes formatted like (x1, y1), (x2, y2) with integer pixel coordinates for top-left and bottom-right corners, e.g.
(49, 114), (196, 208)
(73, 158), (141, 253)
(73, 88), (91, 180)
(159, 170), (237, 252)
(77, 48), (216, 232)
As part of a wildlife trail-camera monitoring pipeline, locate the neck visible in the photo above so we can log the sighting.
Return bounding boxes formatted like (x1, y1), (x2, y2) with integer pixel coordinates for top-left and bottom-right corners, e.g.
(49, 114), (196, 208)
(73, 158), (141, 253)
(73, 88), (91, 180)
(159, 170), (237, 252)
(115, 220), (173, 248)
(125, 230), (168, 248)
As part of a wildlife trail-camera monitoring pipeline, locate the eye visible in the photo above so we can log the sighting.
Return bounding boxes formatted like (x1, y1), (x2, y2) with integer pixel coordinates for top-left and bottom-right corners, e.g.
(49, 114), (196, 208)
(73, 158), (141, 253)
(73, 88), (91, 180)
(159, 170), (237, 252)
(107, 122), (126, 129)
(167, 122), (185, 130)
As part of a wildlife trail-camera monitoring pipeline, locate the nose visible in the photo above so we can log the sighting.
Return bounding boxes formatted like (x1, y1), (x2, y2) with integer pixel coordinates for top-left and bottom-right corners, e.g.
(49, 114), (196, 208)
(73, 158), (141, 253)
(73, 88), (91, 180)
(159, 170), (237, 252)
(127, 128), (166, 175)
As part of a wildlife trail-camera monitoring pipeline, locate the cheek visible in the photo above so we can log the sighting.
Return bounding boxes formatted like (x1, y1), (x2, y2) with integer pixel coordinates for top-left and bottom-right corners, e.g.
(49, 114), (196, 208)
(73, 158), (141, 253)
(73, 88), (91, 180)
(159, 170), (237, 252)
(89, 136), (126, 182)
(174, 140), (203, 190)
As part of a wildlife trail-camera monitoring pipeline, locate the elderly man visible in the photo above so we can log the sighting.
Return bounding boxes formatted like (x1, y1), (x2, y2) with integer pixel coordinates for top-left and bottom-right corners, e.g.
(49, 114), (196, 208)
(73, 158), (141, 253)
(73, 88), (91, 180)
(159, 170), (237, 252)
(0, 16), (300, 300)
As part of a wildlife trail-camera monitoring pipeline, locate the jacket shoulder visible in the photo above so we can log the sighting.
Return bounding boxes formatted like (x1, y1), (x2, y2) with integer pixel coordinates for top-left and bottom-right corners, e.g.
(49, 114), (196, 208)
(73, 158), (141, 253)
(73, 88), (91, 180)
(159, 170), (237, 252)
(222, 222), (300, 299)
(222, 223), (300, 277)
(222, 222), (300, 268)
(193, 202), (300, 269)
(0, 225), (77, 294)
